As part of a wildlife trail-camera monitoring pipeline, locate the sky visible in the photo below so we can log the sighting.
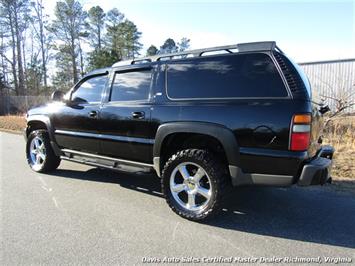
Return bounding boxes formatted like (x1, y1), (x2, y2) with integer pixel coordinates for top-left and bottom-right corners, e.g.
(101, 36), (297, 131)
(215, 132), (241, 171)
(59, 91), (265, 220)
(43, 0), (355, 63)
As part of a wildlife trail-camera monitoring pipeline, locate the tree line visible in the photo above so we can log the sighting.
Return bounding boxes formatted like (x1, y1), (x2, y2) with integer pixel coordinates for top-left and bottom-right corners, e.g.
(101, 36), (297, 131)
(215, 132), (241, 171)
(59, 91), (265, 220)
(0, 0), (190, 96)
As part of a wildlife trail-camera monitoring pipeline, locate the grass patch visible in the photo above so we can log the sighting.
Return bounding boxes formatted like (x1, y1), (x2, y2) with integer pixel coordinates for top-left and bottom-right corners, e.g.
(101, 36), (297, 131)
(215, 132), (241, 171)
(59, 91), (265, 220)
(0, 115), (26, 132)
(322, 116), (355, 180)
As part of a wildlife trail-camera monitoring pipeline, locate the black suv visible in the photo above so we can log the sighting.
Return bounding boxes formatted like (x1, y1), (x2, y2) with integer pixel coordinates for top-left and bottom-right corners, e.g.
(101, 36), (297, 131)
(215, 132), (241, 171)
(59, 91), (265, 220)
(25, 41), (334, 220)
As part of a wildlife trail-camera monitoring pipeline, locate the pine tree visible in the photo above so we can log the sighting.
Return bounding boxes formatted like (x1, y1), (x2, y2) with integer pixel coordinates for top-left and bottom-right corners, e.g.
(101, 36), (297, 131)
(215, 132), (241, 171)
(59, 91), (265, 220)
(146, 45), (158, 56)
(178, 37), (190, 52)
(160, 38), (178, 54)
(106, 16), (142, 60)
(50, 0), (87, 84)
(87, 6), (105, 50)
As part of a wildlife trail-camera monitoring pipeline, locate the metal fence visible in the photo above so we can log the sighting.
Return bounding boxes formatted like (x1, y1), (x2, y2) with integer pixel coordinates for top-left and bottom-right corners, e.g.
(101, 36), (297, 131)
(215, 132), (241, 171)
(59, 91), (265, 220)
(0, 95), (51, 115)
(299, 58), (355, 112)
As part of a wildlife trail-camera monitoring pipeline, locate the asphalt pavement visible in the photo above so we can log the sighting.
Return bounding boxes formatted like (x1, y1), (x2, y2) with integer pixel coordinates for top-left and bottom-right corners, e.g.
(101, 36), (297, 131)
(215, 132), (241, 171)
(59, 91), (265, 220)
(1, 132), (354, 265)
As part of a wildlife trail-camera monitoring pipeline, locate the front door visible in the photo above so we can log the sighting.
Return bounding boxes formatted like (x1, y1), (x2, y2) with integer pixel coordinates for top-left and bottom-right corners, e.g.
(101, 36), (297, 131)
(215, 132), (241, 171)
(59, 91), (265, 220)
(99, 68), (154, 163)
(52, 73), (108, 153)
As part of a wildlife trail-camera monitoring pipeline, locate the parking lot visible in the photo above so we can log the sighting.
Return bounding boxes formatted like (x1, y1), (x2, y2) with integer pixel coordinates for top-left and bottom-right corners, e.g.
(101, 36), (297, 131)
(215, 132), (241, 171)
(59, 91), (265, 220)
(1, 132), (354, 264)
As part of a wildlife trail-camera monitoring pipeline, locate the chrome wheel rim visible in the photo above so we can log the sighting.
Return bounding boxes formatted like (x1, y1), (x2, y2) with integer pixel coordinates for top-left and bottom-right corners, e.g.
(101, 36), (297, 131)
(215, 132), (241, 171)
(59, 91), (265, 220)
(170, 162), (212, 212)
(29, 136), (46, 170)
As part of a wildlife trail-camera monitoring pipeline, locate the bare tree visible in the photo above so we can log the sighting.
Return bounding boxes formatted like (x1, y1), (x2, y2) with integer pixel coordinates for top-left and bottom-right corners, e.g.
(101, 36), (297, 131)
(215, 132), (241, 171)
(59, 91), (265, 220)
(31, 0), (51, 87)
(0, 22), (10, 86)
(0, 0), (30, 95)
(0, 0), (18, 94)
(321, 87), (355, 123)
(304, 63), (355, 126)
(13, 0), (28, 95)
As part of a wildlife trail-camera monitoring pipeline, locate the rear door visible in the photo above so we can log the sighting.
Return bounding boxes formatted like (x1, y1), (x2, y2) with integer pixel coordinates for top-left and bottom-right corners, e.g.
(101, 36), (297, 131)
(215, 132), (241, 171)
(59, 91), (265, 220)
(98, 67), (154, 163)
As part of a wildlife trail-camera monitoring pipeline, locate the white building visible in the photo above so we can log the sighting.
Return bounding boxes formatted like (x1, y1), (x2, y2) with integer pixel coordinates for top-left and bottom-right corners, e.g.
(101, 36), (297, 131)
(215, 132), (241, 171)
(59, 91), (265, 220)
(299, 59), (355, 112)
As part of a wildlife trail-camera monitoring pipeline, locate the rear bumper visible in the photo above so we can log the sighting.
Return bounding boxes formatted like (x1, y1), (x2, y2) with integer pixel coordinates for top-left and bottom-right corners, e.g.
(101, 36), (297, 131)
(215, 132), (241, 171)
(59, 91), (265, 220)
(297, 145), (334, 186)
(229, 145), (334, 187)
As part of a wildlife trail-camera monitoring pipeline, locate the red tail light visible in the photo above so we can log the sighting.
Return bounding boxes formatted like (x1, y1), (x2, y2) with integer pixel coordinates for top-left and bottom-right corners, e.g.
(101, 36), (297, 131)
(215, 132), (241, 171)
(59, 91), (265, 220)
(290, 114), (311, 151)
(290, 132), (310, 151)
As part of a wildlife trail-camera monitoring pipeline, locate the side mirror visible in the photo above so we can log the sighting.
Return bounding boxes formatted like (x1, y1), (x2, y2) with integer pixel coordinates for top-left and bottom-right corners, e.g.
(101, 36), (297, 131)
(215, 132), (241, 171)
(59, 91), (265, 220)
(319, 105), (330, 115)
(51, 90), (65, 102)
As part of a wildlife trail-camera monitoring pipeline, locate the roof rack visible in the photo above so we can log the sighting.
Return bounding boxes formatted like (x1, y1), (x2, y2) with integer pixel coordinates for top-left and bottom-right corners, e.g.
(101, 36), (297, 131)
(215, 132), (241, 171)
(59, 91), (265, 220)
(112, 41), (283, 67)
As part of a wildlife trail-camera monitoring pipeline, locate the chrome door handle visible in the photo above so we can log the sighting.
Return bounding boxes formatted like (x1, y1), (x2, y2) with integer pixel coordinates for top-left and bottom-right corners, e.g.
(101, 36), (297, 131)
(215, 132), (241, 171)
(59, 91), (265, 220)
(132, 111), (145, 119)
(88, 110), (98, 118)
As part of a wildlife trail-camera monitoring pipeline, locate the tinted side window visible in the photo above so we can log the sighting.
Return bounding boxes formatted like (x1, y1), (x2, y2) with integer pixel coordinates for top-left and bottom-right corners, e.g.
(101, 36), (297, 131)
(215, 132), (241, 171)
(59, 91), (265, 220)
(71, 75), (107, 103)
(110, 70), (151, 101)
(167, 53), (288, 99)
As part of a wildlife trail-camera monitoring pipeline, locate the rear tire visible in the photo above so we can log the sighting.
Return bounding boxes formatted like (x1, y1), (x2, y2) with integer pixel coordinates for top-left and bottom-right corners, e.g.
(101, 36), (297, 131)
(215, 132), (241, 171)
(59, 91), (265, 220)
(161, 149), (229, 221)
(26, 130), (61, 172)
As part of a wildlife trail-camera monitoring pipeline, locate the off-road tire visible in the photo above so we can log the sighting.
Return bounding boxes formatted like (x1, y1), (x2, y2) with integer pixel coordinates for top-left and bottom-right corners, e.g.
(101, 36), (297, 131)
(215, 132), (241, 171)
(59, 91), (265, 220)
(161, 149), (229, 221)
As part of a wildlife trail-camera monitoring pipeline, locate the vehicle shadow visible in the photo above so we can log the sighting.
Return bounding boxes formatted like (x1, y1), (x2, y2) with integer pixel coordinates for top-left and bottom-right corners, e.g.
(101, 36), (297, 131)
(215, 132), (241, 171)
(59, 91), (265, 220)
(51, 168), (164, 197)
(50, 167), (355, 249)
(210, 186), (355, 249)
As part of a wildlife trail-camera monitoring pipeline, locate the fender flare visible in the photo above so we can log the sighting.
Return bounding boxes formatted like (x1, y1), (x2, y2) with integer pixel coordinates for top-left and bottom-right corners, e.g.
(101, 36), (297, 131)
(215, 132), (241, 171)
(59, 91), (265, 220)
(26, 115), (62, 156)
(153, 122), (240, 176)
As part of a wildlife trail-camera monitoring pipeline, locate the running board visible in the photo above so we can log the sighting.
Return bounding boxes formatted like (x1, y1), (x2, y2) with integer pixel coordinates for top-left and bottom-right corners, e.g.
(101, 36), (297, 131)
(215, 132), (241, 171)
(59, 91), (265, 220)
(60, 149), (154, 174)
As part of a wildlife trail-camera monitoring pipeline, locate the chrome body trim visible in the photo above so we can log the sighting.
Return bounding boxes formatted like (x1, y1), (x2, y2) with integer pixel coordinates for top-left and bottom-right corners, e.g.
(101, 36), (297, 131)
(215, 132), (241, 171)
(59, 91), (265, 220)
(55, 130), (155, 145)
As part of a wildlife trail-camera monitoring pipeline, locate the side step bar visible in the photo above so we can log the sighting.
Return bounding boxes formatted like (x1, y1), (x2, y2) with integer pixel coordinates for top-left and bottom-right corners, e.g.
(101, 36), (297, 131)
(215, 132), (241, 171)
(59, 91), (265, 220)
(60, 149), (155, 174)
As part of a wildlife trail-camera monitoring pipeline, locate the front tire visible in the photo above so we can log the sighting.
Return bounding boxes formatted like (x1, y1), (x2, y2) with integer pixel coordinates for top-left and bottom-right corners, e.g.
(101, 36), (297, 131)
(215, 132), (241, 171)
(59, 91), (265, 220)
(161, 149), (229, 221)
(26, 130), (61, 172)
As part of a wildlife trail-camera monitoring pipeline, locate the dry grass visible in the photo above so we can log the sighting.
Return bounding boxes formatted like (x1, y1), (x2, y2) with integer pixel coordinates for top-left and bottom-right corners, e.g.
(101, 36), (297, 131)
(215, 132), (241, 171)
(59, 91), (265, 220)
(0, 115), (26, 132)
(322, 116), (355, 180)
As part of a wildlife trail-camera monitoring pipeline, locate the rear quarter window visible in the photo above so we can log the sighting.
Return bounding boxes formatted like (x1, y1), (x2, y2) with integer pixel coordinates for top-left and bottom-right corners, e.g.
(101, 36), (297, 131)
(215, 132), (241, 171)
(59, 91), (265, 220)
(167, 53), (288, 99)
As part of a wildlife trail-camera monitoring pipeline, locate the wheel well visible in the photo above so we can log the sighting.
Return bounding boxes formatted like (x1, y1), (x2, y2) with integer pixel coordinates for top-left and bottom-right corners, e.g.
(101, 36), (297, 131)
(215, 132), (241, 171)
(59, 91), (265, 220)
(26, 121), (47, 136)
(160, 133), (228, 168)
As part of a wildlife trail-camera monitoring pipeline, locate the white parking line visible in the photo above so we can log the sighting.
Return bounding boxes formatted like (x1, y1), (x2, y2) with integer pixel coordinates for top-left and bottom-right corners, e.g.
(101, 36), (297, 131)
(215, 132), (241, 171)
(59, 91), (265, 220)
(52, 196), (59, 209)
(41, 185), (52, 192)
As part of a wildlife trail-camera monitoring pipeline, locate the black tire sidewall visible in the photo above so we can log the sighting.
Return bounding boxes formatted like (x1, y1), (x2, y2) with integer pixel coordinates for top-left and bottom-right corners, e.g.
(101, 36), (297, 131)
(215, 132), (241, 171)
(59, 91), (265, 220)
(162, 150), (223, 221)
(26, 130), (56, 172)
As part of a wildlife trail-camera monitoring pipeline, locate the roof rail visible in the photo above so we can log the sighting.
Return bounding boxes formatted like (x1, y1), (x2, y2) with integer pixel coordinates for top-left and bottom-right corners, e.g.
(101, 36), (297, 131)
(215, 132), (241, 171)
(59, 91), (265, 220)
(112, 41), (281, 67)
